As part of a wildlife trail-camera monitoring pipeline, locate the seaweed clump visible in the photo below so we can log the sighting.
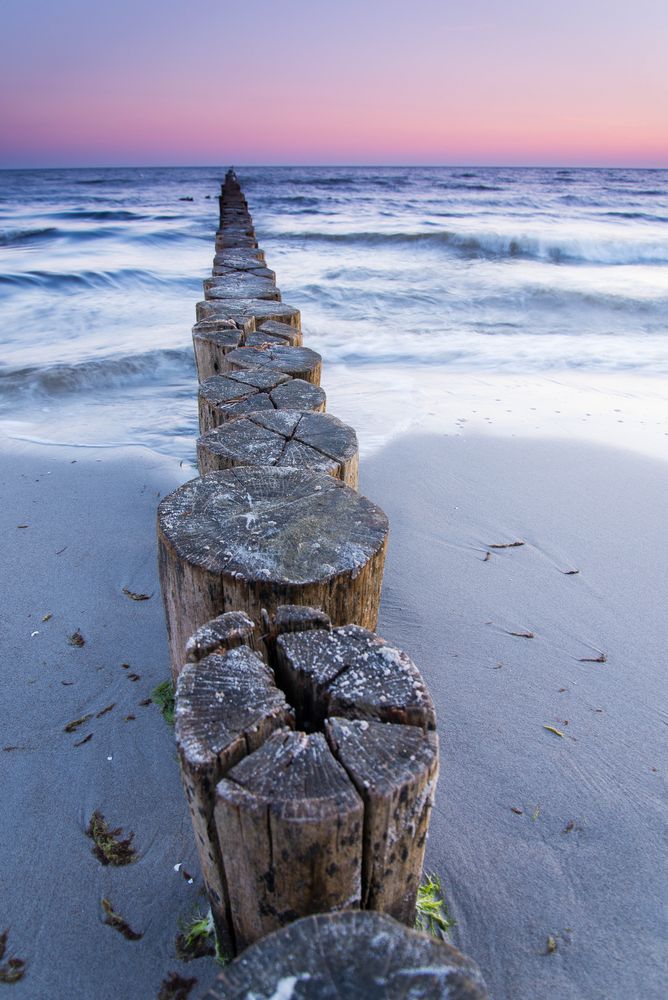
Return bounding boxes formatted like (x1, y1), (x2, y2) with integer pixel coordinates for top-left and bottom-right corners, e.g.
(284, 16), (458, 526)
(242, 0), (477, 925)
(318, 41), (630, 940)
(86, 810), (137, 866)
(415, 872), (455, 938)
(152, 680), (176, 726)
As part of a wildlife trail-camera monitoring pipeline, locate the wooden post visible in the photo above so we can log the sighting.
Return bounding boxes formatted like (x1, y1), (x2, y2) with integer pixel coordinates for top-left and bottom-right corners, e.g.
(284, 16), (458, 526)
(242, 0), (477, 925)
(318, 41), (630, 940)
(245, 328), (300, 348)
(193, 327), (303, 382)
(214, 730), (364, 951)
(215, 231), (258, 250)
(198, 370), (326, 432)
(256, 319), (303, 347)
(325, 718), (438, 923)
(185, 609), (257, 662)
(192, 325), (241, 378)
(197, 409), (359, 488)
(225, 344), (323, 386)
(157, 468), (389, 675)
(203, 273), (281, 302)
(196, 298), (301, 334)
(212, 248), (266, 270)
(201, 911), (488, 999)
(275, 625), (436, 732)
(175, 646), (293, 951)
(213, 262), (276, 281)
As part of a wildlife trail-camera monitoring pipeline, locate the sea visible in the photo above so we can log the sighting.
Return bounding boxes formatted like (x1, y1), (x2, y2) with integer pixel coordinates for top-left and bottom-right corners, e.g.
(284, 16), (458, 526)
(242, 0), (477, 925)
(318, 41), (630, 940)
(1, 166), (667, 461)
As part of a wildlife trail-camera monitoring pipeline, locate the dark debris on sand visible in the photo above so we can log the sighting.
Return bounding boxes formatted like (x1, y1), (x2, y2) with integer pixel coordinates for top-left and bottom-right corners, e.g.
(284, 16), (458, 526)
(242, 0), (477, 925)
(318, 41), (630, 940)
(157, 972), (198, 1000)
(86, 810), (137, 866)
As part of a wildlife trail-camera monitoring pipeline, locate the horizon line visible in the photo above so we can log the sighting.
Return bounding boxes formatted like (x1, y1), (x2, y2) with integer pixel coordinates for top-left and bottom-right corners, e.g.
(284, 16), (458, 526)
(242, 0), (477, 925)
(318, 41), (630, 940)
(1, 162), (666, 172)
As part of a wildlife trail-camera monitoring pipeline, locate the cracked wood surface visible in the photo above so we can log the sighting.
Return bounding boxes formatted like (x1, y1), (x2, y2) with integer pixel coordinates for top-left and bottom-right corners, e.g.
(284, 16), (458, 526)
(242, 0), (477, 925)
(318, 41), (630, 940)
(193, 326), (301, 381)
(203, 272), (281, 302)
(326, 718), (438, 923)
(196, 298), (301, 334)
(157, 468), (388, 672)
(214, 730), (364, 950)
(196, 409), (359, 487)
(175, 646), (293, 950)
(202, 911), (488, 999)
(275, 625), (436, 732)
(225, 343), (323, 386)
(197, 369), (325, 432)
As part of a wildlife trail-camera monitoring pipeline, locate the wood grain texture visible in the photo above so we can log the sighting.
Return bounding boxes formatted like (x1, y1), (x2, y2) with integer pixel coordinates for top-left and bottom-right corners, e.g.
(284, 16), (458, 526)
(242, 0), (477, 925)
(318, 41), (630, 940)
(198, 370), (325, 433)
(226, 344), (322, 386)
(275, 625), (436, 732)
(214, 730), (363, 950)
(185, 610), (257, 662)
(212, 262), (276, 280)
(193, 329), (302, 382)
(202, 911), (488, 999)
(192, 327), (241, 379)
(157, 467), (388, 673)
(212, 248), (266, 269)
(326, 718), (439, 923)
(175, 647), (293, 949)
(256, 319), (303, 347)
(196, 298), (301, 334)
(203, 273), (281, 302)
(196, 409), (358, 487)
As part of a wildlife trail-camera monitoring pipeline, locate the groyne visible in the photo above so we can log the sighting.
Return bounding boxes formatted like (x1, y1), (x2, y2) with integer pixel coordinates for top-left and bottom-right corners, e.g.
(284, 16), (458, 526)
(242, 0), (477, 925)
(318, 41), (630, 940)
(157, 170), (488, 997)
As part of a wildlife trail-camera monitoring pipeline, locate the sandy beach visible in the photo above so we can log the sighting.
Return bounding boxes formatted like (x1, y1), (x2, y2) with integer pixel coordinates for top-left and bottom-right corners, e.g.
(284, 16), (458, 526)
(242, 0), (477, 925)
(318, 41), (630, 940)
(2, 367), (666, 999)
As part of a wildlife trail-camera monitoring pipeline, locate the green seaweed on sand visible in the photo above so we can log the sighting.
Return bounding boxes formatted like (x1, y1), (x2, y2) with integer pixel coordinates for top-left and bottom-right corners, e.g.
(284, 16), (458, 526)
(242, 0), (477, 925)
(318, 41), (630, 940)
(176, 909), (229, 965)
(86, 810), (137, 866)
(175, 911), (215, 962)
(101, 898), (143, 941)
(157, 972), (198, 1000)
(0, 929), (27, 984)
(152, 680), (175, 726)
(415, 873), (455, 937)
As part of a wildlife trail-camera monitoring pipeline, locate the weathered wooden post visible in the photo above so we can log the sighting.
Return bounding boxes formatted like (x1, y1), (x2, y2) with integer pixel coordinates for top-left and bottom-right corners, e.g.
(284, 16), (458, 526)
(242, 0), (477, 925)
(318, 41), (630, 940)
(196, 410), (359, 487)
(275, 625), (436, 732)
(255, 319), (303, 346)
(225, 343), (323, 386)
(157, 171), (487, 994)
(203, 273), (281, 301)
(175, 644), (293, 952)
(201, 911), (488, 999)
(172, 609), (438, 951)
(198, 370), (326, 431)
(192, 324), (303, 382)
(196, 298), (301, 334)
(215, 729), (364, 951)
(212, 248), (267, 272)
(157, 469), (389, 678)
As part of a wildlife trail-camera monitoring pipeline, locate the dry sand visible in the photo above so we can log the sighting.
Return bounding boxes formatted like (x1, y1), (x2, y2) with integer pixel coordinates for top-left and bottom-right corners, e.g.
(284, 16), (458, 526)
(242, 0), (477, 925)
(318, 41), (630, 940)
(2, 372), (666, 999)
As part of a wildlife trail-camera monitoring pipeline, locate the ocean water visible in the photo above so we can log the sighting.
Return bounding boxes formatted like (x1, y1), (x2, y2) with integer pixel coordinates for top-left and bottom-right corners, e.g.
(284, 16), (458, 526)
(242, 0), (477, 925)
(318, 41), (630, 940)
(1, 166), (667, 459)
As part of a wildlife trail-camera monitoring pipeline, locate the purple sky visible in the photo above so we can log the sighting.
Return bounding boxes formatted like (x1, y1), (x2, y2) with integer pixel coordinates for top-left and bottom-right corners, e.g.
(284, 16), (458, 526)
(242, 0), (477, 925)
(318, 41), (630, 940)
(1, 0), (666, 167)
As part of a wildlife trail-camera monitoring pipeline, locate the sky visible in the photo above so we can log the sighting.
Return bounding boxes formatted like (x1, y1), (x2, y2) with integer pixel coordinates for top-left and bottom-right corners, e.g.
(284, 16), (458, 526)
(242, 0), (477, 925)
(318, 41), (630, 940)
(0, 0), (666, 168)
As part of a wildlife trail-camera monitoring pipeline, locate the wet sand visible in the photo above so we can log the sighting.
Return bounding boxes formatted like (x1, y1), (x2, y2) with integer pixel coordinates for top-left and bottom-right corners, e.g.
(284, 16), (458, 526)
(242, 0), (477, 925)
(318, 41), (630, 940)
(2, 397), (667, 998)
(364, 430), (667, 1000)
(1, 440), (199, 999)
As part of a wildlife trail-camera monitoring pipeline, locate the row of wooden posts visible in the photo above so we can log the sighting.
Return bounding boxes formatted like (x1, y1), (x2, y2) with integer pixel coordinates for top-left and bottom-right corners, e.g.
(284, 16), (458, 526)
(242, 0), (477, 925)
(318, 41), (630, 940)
(157, 171), (488, 997)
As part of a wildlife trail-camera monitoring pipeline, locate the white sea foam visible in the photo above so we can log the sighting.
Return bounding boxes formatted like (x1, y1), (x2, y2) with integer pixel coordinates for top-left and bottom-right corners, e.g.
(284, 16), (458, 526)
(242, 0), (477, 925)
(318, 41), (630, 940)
(0, 165), (666, 458)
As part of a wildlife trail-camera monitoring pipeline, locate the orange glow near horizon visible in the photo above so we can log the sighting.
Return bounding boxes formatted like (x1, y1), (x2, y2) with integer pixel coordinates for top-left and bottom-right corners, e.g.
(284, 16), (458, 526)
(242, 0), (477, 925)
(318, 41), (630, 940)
(1, 0), (666, 168)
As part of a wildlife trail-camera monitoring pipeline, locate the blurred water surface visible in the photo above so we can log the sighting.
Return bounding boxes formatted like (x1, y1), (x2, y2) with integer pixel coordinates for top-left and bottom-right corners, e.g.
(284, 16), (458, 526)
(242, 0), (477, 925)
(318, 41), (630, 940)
(1, 165), (666, 457)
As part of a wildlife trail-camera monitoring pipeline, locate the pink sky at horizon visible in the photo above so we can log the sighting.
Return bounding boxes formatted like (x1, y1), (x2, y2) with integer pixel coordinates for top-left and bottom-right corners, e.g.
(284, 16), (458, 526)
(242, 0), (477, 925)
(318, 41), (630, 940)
(1, 0), (666, 168)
